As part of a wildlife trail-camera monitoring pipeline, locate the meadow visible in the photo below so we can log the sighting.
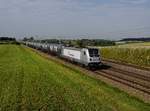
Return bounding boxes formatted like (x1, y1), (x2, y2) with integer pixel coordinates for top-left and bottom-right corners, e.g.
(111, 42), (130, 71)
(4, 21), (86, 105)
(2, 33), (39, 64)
(0, 44), (150, 111)
(100, 42), (150, 68)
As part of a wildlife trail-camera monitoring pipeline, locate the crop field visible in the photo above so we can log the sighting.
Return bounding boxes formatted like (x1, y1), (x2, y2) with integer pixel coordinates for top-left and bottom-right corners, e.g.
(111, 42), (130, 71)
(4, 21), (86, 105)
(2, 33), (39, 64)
(0, 44), (150, 111)
(115, 42), (150, 49)
(100, 42), (150, 68)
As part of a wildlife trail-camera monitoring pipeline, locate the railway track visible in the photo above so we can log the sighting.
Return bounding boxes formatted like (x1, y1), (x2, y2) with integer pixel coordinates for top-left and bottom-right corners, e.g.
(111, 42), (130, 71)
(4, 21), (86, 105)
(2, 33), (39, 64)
(102, 60), (150, 78)
(96, 60), (150, 96)
(108, 67), (150, 82)
(95, 71), (150, 95)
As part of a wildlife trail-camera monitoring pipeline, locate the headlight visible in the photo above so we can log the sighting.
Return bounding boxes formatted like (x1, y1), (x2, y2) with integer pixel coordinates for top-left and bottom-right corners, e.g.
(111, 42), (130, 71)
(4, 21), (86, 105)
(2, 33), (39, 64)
(90, 58), (92, 61)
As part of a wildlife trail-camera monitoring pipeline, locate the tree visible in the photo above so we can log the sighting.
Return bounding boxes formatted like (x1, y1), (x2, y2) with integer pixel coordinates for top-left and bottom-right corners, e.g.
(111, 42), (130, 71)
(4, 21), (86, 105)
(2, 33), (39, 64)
(23, 37), (28, 41)
(29, 37), (34, 41)
(76, 39), (86, 48)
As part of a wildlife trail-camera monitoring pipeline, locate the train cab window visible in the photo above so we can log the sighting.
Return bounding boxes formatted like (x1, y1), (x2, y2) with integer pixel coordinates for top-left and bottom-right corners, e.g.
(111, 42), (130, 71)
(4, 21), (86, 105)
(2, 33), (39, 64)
(88, 49), (99, 57)
(84, 51), (86, 55)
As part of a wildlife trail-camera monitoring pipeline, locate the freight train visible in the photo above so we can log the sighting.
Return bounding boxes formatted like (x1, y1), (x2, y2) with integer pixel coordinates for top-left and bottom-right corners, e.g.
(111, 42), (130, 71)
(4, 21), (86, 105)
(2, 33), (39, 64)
(24, 42), (102, 68)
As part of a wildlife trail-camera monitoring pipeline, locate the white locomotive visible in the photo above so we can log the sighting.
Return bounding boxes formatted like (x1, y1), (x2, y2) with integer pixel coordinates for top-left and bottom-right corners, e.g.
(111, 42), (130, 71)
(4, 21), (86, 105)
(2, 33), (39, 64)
(24, 42), (102, 68)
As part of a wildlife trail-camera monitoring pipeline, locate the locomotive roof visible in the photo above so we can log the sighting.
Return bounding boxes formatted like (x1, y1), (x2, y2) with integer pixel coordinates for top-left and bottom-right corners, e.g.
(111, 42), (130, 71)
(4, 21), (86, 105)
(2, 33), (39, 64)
(64, 47), (82, 51)
(64, 47), (98, 51)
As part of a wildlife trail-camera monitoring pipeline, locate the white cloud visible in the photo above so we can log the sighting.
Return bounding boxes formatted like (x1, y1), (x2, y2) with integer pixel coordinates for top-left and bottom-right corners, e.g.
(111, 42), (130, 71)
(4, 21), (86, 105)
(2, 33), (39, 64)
(0, 0), (150, 39)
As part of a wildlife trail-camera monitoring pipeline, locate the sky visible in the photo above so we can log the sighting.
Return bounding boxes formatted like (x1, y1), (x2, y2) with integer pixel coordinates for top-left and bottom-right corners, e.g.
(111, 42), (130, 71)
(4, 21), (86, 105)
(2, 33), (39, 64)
(0, 0), (150, 40)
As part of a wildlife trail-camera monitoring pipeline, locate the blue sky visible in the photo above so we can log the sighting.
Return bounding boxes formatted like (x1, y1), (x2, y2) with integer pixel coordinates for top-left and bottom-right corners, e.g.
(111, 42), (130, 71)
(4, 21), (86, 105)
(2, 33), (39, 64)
(0, 0), (150, 40)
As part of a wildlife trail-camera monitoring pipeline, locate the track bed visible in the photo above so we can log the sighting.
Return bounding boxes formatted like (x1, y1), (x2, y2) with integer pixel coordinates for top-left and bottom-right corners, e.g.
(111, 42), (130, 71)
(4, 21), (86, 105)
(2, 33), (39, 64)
(30, 46), (150, 102)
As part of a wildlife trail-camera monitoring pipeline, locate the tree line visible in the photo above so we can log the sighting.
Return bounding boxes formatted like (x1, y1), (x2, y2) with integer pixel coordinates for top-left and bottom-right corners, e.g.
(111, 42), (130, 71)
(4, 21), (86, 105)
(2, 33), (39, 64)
(120, 37), (150, 42)
(23, 37), (116, 47)
(0, 37), (16, 41)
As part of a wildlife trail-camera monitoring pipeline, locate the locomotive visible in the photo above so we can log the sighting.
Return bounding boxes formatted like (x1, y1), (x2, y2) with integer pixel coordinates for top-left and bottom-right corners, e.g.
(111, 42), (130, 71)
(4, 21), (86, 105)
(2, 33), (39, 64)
(24, 42), (102, 68)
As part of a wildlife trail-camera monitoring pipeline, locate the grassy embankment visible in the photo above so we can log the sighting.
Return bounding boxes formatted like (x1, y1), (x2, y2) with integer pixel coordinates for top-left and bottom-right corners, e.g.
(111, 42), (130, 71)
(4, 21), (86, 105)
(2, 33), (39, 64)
(0, 44), (150, 111)
(100, 42), (150, 68)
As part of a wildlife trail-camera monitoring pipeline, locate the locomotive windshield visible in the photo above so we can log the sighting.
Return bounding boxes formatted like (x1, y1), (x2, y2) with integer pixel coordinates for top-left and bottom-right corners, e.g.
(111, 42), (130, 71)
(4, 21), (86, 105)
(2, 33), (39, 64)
(88, 49), (99, 57)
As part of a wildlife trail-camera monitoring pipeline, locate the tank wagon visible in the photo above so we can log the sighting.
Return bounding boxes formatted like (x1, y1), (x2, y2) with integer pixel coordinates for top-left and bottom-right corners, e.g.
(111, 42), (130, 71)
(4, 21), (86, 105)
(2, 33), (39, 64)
(24, 42), (102, 68)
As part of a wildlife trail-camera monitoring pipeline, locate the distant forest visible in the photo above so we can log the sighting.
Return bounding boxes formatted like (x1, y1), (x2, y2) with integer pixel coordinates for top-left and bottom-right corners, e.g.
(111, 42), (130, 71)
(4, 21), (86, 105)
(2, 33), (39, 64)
(0, 37), (20, 45)
(0, 37), (16, 41)
(23, 38), (116, 47)
(42, 39), (115, 47)
(120, 37), (150, 42)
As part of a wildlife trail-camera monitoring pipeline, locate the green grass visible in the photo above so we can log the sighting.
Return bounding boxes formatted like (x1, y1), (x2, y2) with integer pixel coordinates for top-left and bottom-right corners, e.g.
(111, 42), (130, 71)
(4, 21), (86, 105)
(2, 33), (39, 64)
(0, 44), (150, 111)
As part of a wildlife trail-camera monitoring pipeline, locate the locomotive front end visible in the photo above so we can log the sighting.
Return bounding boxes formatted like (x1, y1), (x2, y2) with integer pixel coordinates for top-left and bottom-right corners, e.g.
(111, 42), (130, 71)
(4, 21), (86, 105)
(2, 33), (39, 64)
(88, 48), (101, 68)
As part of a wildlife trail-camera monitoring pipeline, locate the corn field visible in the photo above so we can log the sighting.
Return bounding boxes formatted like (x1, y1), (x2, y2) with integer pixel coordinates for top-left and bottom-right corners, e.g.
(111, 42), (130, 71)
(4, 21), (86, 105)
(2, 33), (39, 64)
(101, 47), (150, 68)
